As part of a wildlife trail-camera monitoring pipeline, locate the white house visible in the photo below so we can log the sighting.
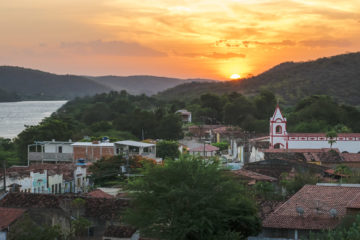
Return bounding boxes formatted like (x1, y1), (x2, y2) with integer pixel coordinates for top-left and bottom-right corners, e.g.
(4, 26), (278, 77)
(176, 109), (192, 123)
(28, 140), (74, 164)
(114, 140), (156, 159)
(270, 105), (360, 153)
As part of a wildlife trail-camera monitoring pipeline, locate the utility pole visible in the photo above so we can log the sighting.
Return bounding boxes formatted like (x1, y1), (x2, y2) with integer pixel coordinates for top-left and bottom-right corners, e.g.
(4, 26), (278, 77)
(2, 160), (6, 192)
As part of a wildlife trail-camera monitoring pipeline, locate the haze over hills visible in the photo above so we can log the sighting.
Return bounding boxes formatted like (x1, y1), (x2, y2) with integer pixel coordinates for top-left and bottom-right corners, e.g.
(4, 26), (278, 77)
(0, 66), (217, 101)
(157, 52), (360, 106)
(89, 75), (215, 96)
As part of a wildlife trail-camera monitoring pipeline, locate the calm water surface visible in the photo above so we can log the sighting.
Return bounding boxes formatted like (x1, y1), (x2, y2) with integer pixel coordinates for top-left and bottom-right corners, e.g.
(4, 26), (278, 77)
(0, 101), (67, 139)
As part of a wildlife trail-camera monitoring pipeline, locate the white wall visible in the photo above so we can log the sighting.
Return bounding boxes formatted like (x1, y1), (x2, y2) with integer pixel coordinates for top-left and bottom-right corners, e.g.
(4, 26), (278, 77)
(288, 140), (360, 153)
(44, 143), (73, 153)
(48, 174), (63, 194)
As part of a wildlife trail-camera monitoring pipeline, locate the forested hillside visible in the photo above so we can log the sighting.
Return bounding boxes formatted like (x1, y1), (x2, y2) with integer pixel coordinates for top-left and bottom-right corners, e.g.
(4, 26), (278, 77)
(0, 66), (111, 100)
(0, 88), (20, 102)
(157, 52), (360, 106)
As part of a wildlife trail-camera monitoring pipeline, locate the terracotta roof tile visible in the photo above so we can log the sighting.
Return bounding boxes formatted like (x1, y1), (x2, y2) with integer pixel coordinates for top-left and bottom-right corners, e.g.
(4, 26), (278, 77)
(189, 144), (219, 152)
(342, 153), (360, 162)
(263, 185), (360, 230)
(87, 189), (113, 199)
(0, 207), (26, 230)
(231, 169), (277, 182)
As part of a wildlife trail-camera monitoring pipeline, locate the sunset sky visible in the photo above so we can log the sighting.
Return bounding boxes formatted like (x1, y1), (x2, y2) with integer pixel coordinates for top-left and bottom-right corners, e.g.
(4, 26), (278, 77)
(1, 0), (360, 80)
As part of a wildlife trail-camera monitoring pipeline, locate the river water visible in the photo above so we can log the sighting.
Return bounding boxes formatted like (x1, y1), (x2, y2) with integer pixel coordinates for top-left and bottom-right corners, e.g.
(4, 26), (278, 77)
(0, 101), (67, 139)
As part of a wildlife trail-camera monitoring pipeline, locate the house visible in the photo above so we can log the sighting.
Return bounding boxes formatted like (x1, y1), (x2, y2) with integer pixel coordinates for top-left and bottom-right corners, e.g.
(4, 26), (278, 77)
(27, 140), (74, 164)
(189, 144), (219, 157)
(103, 225), (139, 240)
(261, 184), (360, 239)
(270, 105), (360, 152)
(230, 169), (277, 185)
(0, 207), (26, 240)
(1, 164), (89, 194)
(115, 140), (156, 159)
(72, 141), (115, 162)
(87, 189), (114, 199)
(188, 125), (225, 138)
(175, 109), (192, 123)
(0, 192), (130, 239)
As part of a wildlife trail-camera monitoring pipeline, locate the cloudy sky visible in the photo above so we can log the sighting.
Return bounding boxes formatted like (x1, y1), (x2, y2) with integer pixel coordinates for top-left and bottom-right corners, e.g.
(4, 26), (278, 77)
(1, 0), (359, 80)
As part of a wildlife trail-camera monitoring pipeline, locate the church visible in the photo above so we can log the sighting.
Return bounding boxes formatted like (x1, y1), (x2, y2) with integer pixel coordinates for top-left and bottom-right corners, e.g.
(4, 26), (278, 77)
(270, 105), (360, 153)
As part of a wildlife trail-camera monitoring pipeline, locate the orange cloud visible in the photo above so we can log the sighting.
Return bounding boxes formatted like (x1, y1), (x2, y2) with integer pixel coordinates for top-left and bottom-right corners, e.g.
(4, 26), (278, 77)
(0, 0), (360, 80)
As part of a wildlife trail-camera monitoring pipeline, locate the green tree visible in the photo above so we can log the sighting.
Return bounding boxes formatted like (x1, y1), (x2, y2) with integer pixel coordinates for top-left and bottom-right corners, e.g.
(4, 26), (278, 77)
(280, 172), (318, 196)
(8, 214), (65, 240)
(310, 214), (360, 240)
(124, 155), (261, 240)
(326, 130), (338, 149)
(211, 142), (229, 151)
(156, 140), (180, 159)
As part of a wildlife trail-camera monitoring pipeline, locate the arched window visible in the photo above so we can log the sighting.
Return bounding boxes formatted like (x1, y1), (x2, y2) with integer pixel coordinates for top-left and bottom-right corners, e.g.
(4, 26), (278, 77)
(274, 143), (282, 149)
(276, 125), (282, 134)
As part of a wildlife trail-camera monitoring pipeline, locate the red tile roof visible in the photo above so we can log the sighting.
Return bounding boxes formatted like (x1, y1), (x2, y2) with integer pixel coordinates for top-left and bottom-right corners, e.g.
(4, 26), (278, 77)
(189, 144), (219, 152)
(342, 153), (360, 162)
(87, 189), (114, 199)
(231, 169), (277, 182)
(0, 207), (26, 230)
(263, 185), (360, 230)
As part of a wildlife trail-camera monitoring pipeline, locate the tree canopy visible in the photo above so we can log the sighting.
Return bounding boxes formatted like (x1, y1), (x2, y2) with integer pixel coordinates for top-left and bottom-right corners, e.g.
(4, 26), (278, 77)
(124, 155), (261, 240)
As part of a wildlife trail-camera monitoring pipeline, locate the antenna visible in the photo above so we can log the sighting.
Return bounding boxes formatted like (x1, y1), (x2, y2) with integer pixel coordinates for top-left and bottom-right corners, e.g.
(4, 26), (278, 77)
(329, 209), (337, 218)
(296, 206), (304, 216)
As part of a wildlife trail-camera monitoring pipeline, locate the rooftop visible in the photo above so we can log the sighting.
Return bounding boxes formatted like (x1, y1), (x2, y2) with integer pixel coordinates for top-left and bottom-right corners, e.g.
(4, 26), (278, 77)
(0, 207), (26, 230)
(115, 140), (155, 148)
(189, 144), (219, 152)
(263, 185), (360, 230)
(231, 169), (277, 182)
(87, 189), (113, 199)
(72, 142), (114, 147)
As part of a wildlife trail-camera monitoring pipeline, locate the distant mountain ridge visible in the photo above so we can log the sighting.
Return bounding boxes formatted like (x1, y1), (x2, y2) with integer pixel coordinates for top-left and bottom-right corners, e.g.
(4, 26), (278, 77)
(0, 66), (111, 101)
(89, 75), (215, 96)
(156, 52), (360, 106)
(0, 66), (217, 101)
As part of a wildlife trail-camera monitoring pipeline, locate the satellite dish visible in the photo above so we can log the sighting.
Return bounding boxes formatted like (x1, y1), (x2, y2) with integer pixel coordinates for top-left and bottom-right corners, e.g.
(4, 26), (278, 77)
(296, 206), (305, 216)
(329, 208), (337, 218)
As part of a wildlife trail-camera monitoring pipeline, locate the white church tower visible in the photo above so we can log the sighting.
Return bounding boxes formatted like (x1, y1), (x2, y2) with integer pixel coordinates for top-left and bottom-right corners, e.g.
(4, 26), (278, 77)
(270, 105), (288, 149)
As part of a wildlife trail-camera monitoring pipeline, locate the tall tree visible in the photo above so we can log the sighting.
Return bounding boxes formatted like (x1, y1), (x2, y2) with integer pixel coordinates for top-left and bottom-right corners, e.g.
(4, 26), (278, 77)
(124, 155), (261, 240)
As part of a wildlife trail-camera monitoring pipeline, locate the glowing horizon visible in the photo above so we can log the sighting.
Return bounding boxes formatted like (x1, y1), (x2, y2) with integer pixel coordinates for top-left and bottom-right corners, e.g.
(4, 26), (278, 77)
(0, 0), (359, 80)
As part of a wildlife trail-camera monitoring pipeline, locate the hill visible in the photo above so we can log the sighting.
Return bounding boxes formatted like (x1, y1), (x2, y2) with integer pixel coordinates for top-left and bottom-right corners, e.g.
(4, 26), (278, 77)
(0, 66), (111, 100)
(0, 66), (216, 101)
(156, 52), (360, 106)
(89, 75), (215, 96)
(0, 88), (20, 102)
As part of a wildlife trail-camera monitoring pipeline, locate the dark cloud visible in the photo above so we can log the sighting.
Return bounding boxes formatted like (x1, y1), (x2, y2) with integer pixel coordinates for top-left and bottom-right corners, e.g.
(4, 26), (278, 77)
(60, 40), (166, 57)
(299, 39), (352, 48)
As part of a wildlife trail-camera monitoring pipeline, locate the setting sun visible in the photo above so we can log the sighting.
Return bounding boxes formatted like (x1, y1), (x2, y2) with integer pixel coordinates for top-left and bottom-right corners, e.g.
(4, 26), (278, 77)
(230, 74), (241, 79)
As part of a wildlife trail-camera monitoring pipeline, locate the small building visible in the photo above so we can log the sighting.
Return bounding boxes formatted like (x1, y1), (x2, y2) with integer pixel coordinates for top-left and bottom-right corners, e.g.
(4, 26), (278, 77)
(27, 140), (74, 164)
(261, 184), (360, 239)
(231, 169), (277, 185)
(115, 140), (156, 159)
(103, 225), (139, 240)
(31, 170), (48, 194)
(175, 109), (192, 123)
(72, 141), (115, 162)
(0, 207), (26, 240)
(189, 144), (219, 157)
